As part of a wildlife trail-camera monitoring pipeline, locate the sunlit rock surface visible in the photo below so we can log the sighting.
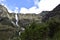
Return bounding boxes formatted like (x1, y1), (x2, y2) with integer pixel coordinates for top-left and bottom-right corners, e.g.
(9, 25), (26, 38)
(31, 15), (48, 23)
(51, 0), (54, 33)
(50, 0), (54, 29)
(0, 4), (60, 40)
(0, 4), (41, 40)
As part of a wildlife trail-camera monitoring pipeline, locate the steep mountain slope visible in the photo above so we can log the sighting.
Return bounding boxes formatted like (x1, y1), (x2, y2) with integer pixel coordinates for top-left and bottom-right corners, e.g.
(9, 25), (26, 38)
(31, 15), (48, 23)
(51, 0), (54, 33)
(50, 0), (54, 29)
(0, 5), (18, 40)
(41, 4), (60, 22)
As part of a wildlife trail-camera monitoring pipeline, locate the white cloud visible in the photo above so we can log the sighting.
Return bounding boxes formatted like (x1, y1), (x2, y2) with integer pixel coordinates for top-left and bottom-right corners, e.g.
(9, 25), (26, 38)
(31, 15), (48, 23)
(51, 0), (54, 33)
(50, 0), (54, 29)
(1, 4), (19, 13)
(20, 6), (39, 14)
(0, 0), (14, 13)
(34, 0), (39, 6)
(38, 0), (60, 11)
(8, 9), (13, 13)
(20, 7), (37, 14)
(20, 7), (29, 14)
(13, 7), (19, 13)
(0, 0), (6, 4)
(0, 0), (5, 2)
(0, 0), (60, 14)
(20, 0), (60, 14)
(29, 6), (38, 13)
(4, 5), (14, 13)
(20, 0), (39, 14)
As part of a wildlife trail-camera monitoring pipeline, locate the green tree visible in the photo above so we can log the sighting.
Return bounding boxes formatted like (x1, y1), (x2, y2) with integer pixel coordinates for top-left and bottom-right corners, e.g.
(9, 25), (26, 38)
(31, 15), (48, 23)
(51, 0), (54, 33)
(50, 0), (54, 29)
(20, 15), (60, 40)
(46, 17), (60, 39)
(20, 21), (49, 40)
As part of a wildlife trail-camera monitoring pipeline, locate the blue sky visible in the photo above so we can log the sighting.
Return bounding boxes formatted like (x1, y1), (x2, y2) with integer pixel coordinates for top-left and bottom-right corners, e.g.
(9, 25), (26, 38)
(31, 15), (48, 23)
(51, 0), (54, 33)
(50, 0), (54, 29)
(1, 0), (40, 11)
(0, 0), (40, 13)
(0, 0), (60, 13)
(5, 0), (35, 10)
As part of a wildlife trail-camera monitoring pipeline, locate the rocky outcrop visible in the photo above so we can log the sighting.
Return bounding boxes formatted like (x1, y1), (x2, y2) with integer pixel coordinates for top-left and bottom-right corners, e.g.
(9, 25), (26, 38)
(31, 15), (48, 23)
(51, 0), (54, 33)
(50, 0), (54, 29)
(0, 4), (60, 40)
(0, 4), (42, 40)
(52, 4), (60, 12)
(41, 4), (60, 22)
(0, 5), (18, 40)
(0, 5), (8, 17)
(0, 17), (17, 40)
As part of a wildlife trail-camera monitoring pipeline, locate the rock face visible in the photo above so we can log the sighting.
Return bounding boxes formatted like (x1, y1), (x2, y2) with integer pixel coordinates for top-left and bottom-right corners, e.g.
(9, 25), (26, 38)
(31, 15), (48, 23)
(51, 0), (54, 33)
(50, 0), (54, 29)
(0, 4), (41, 40)
(0, 5), (17, 40)
(0, 4), (42, 27)
(52, 4), (60, 11)
(40, 11), (49, 17)
(41, 4), (60, 22)
(18, 14), (41, 27)
(0, 4), (60, 40)
(0, 4), (41, 28)
(0, 5), (8, 17)
(0, 17), (17, 40)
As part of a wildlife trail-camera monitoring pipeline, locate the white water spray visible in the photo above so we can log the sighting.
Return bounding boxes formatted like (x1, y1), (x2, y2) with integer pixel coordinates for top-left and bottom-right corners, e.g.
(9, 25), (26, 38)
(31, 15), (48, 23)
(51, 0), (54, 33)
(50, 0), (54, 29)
(14, 7), (19, 27)
(15, 13), (19, 27)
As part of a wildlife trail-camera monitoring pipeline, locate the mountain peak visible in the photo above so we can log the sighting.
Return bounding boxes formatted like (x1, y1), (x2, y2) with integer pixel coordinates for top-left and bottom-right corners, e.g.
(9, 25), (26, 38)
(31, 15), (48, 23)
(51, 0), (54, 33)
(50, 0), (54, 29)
(53, 4), (60, 11)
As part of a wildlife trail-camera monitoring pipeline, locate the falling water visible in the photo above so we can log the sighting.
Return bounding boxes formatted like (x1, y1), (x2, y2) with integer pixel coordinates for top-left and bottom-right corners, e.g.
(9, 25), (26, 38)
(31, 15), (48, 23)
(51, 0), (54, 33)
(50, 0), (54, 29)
(15, 13), (19, 27)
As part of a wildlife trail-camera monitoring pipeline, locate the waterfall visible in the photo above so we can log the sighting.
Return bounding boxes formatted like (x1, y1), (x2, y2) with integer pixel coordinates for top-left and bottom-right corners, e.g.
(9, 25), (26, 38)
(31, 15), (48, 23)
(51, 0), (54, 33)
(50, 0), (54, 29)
(14, 7), (20, 27)
(15, 13), (19, 27)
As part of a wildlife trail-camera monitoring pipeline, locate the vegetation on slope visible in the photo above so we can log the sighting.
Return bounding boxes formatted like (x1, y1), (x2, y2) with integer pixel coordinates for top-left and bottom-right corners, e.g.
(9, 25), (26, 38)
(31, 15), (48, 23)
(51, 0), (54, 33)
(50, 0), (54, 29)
(20, 4), (60, 40)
